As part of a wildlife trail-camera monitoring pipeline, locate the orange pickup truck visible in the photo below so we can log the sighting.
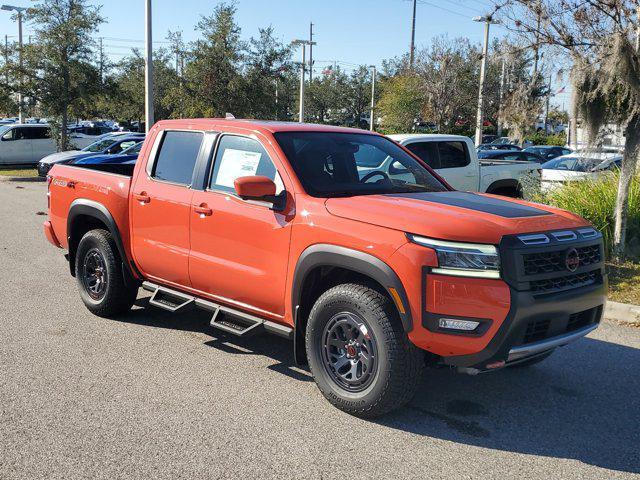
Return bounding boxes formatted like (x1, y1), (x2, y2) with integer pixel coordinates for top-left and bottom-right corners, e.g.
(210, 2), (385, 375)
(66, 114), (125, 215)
(44, 119), (606, 417)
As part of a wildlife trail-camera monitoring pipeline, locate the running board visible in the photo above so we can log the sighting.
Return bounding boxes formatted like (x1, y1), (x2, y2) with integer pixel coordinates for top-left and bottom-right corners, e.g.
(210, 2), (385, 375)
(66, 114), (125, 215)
(141, 281), (293, 339)
(148, 286), (195, 313)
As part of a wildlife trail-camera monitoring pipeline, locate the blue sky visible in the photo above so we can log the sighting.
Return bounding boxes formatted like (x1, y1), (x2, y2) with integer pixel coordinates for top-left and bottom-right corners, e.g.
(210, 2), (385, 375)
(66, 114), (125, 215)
(0, 0), (571, 107)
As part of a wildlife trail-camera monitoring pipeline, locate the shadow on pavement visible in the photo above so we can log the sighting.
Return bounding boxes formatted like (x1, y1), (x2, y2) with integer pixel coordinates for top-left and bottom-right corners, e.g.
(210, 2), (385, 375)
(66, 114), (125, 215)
(116, 299), (639, 474)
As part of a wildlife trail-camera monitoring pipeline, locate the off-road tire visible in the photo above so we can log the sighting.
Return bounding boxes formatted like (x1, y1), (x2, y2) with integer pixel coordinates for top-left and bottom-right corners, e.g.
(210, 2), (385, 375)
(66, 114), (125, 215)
(306, 283), (423, 418)
(75, 229), (138, 317)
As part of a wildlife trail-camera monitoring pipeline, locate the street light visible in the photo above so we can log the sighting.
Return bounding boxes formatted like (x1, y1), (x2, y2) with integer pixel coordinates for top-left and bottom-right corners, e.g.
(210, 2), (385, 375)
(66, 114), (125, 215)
(369, 65), (376, 131)
(292, 39), (316, 123)
(2, 4), (26, 124)
(473, 15), (500, 146)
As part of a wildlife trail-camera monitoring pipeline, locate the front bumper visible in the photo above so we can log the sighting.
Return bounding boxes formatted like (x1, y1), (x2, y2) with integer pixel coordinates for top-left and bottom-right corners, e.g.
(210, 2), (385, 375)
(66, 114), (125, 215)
(442, 278), (606, 369)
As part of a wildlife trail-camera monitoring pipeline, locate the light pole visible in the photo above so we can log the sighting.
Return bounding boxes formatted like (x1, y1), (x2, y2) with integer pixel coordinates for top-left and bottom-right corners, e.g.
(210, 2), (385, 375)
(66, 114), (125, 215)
(292, 39), (315, 123)
(2, 4), (26, 123)
(369, 65), (376, 131)
(409, 0), (417, 68)
(144, 0), (154, 132)
(473, 15), (499, 146)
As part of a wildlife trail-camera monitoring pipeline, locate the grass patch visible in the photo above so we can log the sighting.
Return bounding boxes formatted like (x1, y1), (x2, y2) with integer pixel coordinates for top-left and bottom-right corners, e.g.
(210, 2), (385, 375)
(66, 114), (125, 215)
(0, 168), (39, 178)
(607, 261), (640, 304)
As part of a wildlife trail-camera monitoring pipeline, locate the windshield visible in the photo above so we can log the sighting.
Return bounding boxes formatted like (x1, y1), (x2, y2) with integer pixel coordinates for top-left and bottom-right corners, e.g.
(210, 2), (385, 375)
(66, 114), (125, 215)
(274, 131), (447, 197)
(0, 125), (11, 136)
(82, 138), (116, 153)
(541, 156), (603, 172)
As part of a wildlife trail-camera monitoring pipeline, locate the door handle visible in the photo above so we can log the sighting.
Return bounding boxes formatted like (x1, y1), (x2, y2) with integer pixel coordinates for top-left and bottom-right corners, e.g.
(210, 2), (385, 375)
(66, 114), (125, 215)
(134, 191), (150, 204)
(194, 203), (213, 216)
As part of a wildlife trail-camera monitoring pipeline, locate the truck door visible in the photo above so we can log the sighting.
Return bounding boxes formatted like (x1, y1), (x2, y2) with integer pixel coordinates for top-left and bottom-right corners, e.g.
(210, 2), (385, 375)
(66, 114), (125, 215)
(130, 130), (205, 287)
(189, 134), (292, 318)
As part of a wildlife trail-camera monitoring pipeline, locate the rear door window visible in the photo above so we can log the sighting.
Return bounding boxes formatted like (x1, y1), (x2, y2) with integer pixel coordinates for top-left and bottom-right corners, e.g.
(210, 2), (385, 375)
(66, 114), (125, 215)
(405, 142), (440, 169)
(24, 127), (51, 140)
(437, 141), (469, 168)
(152, 131), (204, 185)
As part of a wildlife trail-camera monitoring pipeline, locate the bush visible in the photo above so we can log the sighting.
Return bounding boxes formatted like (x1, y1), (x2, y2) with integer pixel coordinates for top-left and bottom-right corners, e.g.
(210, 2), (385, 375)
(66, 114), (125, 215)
(525, 132), (567, 146)
(531, 172), (640, 259)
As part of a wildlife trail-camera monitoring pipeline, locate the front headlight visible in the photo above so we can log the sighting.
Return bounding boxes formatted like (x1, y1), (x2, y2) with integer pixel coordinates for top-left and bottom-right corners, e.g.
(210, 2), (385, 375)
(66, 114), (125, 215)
(408, 234), (500, 279)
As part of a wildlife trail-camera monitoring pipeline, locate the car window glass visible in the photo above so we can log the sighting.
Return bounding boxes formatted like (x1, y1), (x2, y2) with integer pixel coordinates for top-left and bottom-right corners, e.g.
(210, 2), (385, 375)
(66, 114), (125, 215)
(501, 153), (522, 161)
(24, 127), (50, 140)
(406, 142), (441, 169)
(353, 143), (388, 168)
(13, 127), (29, 140)
(2, 128), (14, 140)
(152, 131), (203, 185)
(210, 135), (284, 194)
(437, 141), (469, 168)
(274, 131), (447, 197)
(525, 153), (541, 162)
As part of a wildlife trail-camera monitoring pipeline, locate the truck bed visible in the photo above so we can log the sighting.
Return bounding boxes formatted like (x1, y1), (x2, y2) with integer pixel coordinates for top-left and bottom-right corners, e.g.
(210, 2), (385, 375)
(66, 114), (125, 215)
(47, 163), (132, 253)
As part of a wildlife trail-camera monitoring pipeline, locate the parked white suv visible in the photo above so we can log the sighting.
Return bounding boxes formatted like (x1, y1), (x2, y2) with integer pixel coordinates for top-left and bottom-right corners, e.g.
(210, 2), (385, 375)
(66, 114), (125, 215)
(388, 134), (541, 197)
(0, 124), (101, 166)
(0, 124), (57, 166)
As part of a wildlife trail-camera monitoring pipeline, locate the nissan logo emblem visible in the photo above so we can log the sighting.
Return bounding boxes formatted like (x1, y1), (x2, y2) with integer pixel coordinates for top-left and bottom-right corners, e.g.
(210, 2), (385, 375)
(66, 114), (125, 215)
(565, 248), (580, 272)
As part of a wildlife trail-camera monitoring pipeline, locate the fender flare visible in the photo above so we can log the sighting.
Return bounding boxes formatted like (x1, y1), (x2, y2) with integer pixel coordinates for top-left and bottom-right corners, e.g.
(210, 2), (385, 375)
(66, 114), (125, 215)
(485, 178), (522, 196)
(291, 244), (413, 333)
(67, 199), (136, 280)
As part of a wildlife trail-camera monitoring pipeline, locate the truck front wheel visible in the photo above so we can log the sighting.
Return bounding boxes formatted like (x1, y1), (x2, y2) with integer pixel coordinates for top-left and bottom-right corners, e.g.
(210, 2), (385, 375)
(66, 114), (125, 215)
(305, 283), (423, 418)
(75, 229), (138, 318)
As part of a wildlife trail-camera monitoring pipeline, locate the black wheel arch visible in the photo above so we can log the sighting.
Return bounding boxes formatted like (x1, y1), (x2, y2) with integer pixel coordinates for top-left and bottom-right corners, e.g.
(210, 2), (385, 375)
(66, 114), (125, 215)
(67, 199), (138, 284)
(291, 244), (412, 364)
(486, 178), (523, 197)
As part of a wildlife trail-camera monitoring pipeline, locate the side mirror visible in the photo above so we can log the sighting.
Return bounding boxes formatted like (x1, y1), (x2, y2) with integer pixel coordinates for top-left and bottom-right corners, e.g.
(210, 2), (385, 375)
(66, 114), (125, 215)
(234, 175), (285, 210)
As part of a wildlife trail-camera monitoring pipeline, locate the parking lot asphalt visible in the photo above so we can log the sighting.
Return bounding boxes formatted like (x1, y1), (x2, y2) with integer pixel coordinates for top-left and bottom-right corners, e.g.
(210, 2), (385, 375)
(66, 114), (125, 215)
(1, 178), (639, 480)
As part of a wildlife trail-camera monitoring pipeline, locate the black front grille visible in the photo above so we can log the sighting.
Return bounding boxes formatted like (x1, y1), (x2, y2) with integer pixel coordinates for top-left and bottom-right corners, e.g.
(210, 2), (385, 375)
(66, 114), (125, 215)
(523, 244), (601, 275)
(530, 270), (599, 293)
(519, 306), (601, 345)
(523, 319), (550, 344)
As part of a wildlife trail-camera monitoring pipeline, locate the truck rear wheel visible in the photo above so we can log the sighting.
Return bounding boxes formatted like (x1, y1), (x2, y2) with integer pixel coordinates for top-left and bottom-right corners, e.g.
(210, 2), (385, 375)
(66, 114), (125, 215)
(75, 229), (138, 318)
(305, 283), (423, 418)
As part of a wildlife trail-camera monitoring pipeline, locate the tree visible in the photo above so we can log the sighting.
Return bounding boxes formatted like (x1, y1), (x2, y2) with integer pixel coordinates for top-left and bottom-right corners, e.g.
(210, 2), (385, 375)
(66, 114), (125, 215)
(182, 2), (245, 117)
(26, 0), (104, 150)
(377, 74), (425, 132)
(498, 0), (640, 259)
(415, 36), (478, 131)
(244, 27), (294, 119)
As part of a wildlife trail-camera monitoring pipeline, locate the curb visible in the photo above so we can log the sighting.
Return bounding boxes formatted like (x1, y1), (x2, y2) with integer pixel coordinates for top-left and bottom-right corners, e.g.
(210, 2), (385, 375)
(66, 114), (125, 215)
(604, 301), (640, 327)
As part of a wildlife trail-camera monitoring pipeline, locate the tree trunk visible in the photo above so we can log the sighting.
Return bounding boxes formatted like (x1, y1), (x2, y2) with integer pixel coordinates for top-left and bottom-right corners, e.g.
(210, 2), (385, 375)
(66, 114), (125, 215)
(60, 108), (68, 152)
(613, 114), (640, 261)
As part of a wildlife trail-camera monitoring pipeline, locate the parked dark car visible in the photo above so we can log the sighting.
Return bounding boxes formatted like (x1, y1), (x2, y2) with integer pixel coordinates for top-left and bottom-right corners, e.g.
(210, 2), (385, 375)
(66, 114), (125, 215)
(478, 149), (546, 163)
(477, 143), (522, 152)
(70, 141), (143, 165)
(37, 134), (145, 176)
(523, 145), (573, 161)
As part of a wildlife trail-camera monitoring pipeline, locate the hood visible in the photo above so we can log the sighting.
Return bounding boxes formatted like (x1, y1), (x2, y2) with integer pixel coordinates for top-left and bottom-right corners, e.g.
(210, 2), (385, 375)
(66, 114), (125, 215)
(324, 191), (589, 245)
(39, 150), (85, 164)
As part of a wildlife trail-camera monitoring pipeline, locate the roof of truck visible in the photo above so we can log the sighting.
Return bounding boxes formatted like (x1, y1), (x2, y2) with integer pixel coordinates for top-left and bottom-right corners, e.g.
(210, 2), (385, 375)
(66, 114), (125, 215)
(153, 118), (375, 135)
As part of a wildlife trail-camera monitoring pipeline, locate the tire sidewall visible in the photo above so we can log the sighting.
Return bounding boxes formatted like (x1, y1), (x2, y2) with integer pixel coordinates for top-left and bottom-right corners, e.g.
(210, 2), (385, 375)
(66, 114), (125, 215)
(306, 290), (395, 410)
(75, 232), (116, 309)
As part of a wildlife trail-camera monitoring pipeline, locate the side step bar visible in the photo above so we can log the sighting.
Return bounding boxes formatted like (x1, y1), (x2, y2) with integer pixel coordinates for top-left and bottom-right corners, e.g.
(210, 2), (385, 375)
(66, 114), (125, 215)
(141, 281), (293, 340)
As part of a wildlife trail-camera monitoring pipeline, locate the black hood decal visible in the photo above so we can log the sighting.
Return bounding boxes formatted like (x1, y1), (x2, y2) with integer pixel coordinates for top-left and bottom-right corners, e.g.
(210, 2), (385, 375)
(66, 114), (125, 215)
(389, 191), (551, 218)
